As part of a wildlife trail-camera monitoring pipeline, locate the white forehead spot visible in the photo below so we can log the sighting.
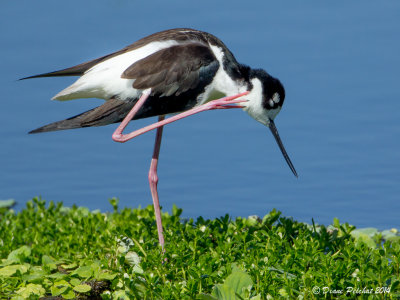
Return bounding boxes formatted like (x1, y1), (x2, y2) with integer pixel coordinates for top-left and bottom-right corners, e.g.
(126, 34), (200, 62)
(269, 99), (274, 107)
(272, 92), (280, 104)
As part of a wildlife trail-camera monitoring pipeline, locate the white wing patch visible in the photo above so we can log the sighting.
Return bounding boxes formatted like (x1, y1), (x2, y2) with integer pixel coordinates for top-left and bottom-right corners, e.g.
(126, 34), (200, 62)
(52, 40), (180, 101)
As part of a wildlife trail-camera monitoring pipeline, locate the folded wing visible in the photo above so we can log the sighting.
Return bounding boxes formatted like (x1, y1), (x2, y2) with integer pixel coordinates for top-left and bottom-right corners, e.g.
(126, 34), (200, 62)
(122, 43), (218, 97)
(29, 42), (220, 133)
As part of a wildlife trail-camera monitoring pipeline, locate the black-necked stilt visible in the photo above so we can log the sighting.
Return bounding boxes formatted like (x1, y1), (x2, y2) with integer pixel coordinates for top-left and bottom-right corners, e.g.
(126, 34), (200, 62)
(22, 28), (297, 248)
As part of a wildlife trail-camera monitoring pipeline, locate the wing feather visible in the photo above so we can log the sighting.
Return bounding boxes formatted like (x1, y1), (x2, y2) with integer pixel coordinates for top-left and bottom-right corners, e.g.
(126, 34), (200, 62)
(121, 43), (218, 97)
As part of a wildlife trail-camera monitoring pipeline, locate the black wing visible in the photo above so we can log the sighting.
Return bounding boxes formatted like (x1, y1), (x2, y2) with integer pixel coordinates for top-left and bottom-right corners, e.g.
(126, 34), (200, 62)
(19, 53), (118, 80)
(121, 43), (219, 97)
(20, 28), (220, 80)
(28, 40), (220, 133)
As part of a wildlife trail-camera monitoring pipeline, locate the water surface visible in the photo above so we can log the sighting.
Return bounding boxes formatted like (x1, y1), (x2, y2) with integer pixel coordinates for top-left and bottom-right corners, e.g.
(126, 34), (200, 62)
(1, 1), (399, 229)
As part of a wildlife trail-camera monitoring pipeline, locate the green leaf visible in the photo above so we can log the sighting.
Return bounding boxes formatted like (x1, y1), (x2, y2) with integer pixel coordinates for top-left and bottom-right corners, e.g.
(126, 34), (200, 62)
(42, 255), (57, 271)
(278, 288), (289, 297)
(109, 197), (119, 212)
(15, 283), (45, 297)
(7, 246), (31, 263)
(90, 261), (101, 278)
(112, 290), (130, 299)
(0, 264), (29, 277)
(73, 284), (92, 293)
(132, 264), (144, 274)
(72, 265), (93, 278)
(70, 278), (81, 286)
(172, 204), (183, 217)
(51, 280), (71, 296)
(352, 228), (379, 237)
(333, 218), (340, 228)
(54, 279), (70, 286)
(47, 272), (67, 280)
(365, 270), (379, 281)
(262, 209), (281, 226)
(381, 229), (400, 242)
(213, 284), (236, 300)
(246, 215), (261, 226)
(351, 230), (377, 248)
(22, 267), (47, 282)
(61, 262), (78, 270)
(97, 271), (118, 280)
(63, 289), (76, 299)
(0, 265), (19, 277)
(76, 206), (90, 217)
(230, 263), (241, 273)
(391, 280), (400, 291)
(197, 294), (218, 300)
(224, 271), (253, 298)
(1, 200), (400, 300)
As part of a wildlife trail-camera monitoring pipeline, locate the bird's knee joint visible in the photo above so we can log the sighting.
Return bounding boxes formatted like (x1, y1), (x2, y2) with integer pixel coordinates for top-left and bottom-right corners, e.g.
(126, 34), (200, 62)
(112, 133), (125, 143)
(148, 172), (159, 185)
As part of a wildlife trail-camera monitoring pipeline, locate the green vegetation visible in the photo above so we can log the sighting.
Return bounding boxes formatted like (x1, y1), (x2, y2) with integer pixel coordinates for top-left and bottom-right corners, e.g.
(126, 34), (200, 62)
(0, 197), (399, 299)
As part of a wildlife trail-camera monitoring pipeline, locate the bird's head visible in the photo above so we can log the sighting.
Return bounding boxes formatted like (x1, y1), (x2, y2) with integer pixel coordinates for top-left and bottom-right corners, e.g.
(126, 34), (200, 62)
(242, 69), (298, 177)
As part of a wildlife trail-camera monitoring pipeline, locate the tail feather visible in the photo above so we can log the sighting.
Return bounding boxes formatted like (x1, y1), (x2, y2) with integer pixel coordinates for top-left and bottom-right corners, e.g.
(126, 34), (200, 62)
(29, 99), (134, 134)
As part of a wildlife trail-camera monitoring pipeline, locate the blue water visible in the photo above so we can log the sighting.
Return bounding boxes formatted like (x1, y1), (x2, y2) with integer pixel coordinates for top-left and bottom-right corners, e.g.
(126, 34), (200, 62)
(1, 1), (399, 229)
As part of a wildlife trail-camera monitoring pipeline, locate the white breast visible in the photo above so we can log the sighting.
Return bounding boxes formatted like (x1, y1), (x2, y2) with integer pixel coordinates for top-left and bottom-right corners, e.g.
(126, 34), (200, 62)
(52, 40), (180, 101)
(197, 44), (247, 105)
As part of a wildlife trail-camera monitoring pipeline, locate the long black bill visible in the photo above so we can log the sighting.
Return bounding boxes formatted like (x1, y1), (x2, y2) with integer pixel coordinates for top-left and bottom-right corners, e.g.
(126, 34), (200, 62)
(268, 119), (298, 177)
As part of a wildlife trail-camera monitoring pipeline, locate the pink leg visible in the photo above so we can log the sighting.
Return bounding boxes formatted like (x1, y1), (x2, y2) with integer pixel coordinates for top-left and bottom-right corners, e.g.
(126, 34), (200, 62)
(112, 90), (249, 143)
(148, 115), (165, 248)
(112, 89), (249, 248)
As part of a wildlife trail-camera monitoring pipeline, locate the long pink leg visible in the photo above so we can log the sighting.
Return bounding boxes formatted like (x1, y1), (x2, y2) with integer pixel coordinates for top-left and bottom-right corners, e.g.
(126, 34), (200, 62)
(112, 89), (249, 247)
(112, 90), (249, 143)
(148, 115), (165, 247)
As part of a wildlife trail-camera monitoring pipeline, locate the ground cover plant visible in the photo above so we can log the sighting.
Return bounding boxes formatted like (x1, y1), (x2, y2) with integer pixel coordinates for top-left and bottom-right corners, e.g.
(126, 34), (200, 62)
(0, 198), (399, 299)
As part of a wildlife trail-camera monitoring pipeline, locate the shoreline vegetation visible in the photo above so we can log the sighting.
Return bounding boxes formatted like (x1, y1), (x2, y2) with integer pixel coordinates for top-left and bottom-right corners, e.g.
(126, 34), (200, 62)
(0, 198), (399, 299)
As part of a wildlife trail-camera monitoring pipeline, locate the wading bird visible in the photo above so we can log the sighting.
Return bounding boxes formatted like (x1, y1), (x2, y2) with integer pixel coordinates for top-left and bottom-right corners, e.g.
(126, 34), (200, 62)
(22, 28), (297, 248)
